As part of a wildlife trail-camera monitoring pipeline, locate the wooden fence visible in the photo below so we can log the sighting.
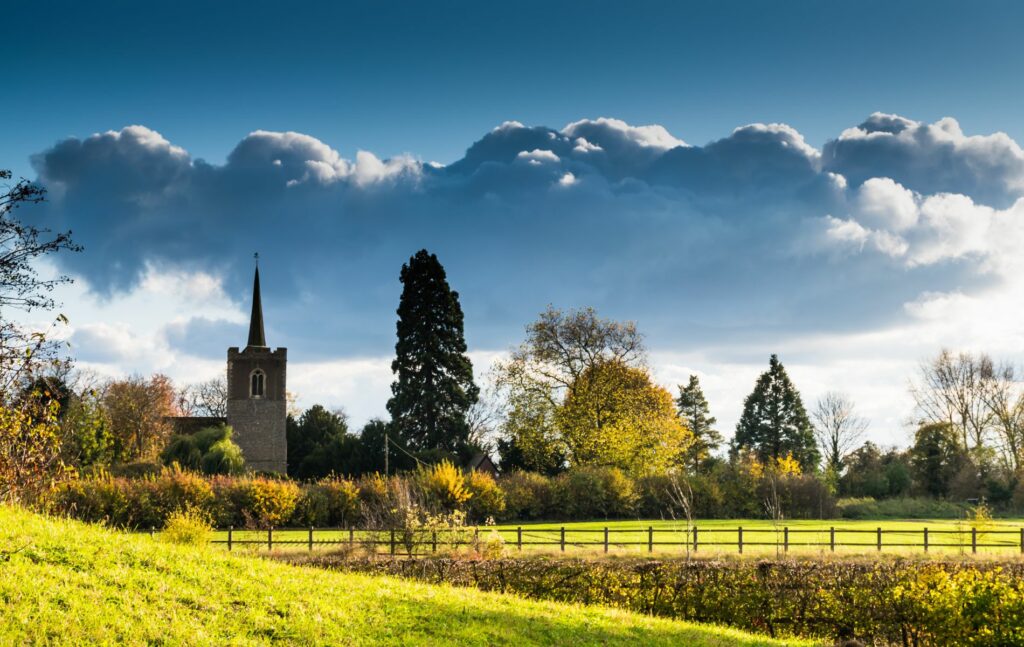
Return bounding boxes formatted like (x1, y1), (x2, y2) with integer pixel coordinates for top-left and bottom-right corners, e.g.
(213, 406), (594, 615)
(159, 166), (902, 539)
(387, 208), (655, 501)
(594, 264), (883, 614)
(184, 525), (1024, 556)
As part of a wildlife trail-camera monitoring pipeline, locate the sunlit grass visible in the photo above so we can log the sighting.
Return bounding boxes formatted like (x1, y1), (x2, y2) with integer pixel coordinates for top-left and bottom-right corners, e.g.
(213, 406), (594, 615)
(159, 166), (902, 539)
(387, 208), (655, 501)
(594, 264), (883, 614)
(0, 506), (819, 646)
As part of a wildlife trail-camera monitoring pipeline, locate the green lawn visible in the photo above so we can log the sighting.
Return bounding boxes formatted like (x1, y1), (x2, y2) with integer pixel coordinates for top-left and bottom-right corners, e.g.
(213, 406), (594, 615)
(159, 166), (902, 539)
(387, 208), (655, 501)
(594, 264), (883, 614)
(0, 507), (817, 646)
(212, 517), (1024, 558)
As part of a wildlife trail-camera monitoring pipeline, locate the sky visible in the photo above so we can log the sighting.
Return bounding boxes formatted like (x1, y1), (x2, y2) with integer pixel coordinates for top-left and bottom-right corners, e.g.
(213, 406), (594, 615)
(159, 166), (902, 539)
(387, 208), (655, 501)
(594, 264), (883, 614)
(4, 0), (1024, 447)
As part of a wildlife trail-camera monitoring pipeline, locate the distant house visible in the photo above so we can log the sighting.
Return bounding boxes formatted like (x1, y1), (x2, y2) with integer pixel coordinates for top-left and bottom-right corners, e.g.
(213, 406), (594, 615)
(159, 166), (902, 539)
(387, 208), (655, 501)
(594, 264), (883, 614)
(466, 452), (498, 478)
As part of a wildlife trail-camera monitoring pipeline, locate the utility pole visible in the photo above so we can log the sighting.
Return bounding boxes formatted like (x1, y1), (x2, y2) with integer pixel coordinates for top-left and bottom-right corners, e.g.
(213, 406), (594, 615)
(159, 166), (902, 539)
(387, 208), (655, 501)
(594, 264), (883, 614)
(384, 433), (389, 476)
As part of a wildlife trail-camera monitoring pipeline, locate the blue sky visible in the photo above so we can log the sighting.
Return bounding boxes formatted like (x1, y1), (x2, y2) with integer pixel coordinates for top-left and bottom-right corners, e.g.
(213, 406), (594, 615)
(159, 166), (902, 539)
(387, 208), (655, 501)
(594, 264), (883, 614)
(5, 0), (1024, 177)
(4, 1), (1024, 443)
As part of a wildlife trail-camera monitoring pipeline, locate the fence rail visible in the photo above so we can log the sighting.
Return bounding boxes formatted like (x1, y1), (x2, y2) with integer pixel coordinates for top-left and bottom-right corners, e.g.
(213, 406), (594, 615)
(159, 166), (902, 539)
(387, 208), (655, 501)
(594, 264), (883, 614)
(176, 524), (1024, 556)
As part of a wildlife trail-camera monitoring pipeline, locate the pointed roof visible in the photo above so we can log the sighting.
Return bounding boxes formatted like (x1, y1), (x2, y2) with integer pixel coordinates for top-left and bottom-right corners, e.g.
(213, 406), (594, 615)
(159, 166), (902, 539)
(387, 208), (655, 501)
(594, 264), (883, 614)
(247, 264), (267, 348)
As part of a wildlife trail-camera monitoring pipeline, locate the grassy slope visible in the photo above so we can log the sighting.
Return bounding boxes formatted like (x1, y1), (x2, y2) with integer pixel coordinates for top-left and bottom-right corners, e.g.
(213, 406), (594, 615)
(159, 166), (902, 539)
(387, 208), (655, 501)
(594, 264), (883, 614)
(0, 507), (817, 646)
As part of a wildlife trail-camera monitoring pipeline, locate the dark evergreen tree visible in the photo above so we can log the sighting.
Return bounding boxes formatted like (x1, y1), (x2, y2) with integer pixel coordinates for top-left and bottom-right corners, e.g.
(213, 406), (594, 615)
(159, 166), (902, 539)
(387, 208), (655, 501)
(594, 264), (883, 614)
(387, 250), (479, 454)
(286, 405), (350, 479)
(676, 375), (722, 472)
(732, 354), (820, 471)
(909, 422), (965, 498)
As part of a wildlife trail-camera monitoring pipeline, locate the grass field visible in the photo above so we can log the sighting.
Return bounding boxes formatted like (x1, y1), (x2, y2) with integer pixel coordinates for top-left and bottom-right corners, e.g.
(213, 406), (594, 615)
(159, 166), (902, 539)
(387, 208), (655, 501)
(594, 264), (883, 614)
(0, 507), (818, 646)
(211, 517), (1024, 557)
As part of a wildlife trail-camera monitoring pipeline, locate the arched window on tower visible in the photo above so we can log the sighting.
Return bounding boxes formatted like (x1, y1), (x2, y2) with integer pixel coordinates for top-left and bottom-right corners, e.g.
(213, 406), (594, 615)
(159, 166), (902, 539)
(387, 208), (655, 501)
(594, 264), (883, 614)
(250, 369), (265, 398)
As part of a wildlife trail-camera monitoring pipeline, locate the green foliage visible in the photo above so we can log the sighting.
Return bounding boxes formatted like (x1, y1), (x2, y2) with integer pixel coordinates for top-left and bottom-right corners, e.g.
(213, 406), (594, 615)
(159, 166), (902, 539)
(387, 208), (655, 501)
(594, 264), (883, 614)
(554, 465), (639, 519)
(161, 425), (245, 476)
(498, 470), (555, 521)
(733, 354), (819, 471)
(557, 360), (693, 476)
(286, 404), (350, 479)
(837, 496), (966, 519)
(910, 422), (966, 498)
(59, 389), (113, 467)
(497, 385), (566, 475)
(201, 437), (245, 475)
(161, 506), (212, 545)
(313, 554), (1024, 646)
(221, 477), (300, 528)
(317, 477), (361, 526)
(2, 506), (801, 646)
(387, 249), (479, 454)
(464, 469), (506, 522)
(676, 375), (722, 471)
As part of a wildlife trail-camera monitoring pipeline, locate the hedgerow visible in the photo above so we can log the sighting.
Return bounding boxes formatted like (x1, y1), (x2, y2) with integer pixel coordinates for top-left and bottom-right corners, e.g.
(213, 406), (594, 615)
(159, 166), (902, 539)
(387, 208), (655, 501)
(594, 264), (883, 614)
(287, 554), (1024, 646)
(48, 464), (842, 529)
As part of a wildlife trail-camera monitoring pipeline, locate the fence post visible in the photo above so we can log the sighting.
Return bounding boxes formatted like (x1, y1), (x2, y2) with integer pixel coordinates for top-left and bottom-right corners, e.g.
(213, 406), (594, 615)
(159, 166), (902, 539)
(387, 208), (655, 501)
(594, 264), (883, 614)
(517, 526), (522, 551)
(308, 527), (314, 551)
(560, 527), (565, 552)
(432, 530), (437, 553)
(924, 527), (929, 553)
(876, 527), (882, 552)
(972, 527), (977, 554)
(349, 527), (354, 547)
(390, 529), (395, 555)
(268, 527), (273, 551)
(738, 526), (743, 554)
(228, 526), (233, 551)
(693, 525), (698, 553)
(604, 527), (609, 553)
(648, 526), (654, 553)
(830, 526), (835, 552)
(784, 526), (789, 553)
(150, 526), (155, 539)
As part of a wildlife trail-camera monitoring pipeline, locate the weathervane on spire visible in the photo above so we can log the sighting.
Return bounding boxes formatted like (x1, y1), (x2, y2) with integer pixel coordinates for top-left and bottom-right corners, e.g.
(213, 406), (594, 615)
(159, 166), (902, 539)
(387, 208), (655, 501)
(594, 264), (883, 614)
(254, 252), (259, 267)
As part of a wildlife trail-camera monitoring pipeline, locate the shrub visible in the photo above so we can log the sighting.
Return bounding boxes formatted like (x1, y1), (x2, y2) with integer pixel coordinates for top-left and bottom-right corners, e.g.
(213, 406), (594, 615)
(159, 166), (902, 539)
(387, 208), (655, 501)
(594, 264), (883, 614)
(417, 460), (471, 512)
(464, 470), (506, 523)
(162, 506), (213, 545)
(291, 485), (331, 527)
(554, 466), (639, 519)
(318, 477), (361, 526)
(498, 471), (553, 521)
(838, 496), (965, 519)
(162, 425), (246, 476)
(152, 468), (215, 520)
(201, 438), (245, 475)
(238, 477), (300, 528)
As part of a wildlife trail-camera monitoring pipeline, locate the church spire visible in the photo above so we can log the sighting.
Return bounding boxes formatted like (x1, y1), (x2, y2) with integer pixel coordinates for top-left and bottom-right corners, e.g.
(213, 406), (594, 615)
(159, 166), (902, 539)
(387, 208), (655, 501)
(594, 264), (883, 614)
(247, 255), (267, 348)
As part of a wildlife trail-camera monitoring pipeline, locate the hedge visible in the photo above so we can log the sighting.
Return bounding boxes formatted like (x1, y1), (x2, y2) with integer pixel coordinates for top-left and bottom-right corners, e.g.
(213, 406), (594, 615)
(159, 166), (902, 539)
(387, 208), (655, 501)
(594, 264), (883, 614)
(47, 464), (843, 529)
(286, 554), (1024, 646)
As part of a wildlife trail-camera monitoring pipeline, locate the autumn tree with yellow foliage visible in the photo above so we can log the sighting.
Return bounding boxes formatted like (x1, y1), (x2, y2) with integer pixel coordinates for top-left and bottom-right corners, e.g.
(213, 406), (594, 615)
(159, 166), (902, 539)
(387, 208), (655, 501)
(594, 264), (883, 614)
(496, 307), (692, 477)
(558, 360), (692, 475)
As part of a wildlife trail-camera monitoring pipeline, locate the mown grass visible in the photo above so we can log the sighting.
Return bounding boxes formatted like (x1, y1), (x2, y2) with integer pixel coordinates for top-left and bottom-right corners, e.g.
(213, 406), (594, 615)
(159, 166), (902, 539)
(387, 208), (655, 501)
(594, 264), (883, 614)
(213, 517), (1024, 558)
(0, 506), (818, 646)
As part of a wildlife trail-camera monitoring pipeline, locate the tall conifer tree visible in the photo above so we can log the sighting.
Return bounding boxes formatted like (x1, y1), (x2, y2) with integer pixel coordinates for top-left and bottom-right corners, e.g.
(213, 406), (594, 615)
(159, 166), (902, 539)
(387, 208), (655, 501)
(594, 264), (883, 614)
(676, 375), (722, 471)
(387, 250), (479, 454)
(732, 354), (820, 471)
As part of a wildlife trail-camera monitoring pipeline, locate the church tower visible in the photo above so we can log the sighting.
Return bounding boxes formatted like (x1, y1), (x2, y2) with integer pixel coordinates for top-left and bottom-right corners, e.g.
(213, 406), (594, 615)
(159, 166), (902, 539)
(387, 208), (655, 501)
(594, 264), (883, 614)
(226, 262), (288, 473)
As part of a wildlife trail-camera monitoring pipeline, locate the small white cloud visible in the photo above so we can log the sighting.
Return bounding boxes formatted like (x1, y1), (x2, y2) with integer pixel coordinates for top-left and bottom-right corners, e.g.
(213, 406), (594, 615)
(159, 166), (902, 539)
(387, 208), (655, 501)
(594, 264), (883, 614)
(562, 117), (687, 150)
(557, 172), (577, 187)
(493, 120), (525, 132)
(573, 137), (603, 154)
(515, 149), (560, 165)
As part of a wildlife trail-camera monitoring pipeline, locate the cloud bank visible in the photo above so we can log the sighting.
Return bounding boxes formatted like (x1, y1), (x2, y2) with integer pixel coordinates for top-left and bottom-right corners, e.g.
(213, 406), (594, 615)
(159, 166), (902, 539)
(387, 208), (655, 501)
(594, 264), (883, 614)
(27, 113), (1024, 437)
